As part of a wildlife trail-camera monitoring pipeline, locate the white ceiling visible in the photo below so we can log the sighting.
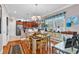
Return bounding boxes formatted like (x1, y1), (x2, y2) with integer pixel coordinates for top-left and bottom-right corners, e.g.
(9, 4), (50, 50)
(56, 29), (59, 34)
(5, 4), (71, 20)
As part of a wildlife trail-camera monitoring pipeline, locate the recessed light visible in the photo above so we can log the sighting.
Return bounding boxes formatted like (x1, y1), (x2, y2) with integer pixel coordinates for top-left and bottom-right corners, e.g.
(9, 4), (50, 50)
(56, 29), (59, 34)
(35, 4), (38, 6)
(14, 11), (16, 14)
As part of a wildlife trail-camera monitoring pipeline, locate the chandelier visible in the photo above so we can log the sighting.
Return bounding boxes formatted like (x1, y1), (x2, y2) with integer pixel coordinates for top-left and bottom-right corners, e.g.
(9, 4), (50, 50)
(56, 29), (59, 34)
(31, 16), (41, 21)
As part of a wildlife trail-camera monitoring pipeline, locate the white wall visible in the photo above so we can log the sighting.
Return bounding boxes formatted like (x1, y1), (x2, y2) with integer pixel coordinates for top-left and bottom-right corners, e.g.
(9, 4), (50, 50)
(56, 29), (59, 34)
(1, 5), (16, 45)
(8, 17), (16, 40)
(1, 5), (9, 46)
(64, 5), (79, 33)
(0, 5), (16, 53)
(0, 7), (1, 17)
(0, 5), (2, 53)
(0, 5), (9, 53)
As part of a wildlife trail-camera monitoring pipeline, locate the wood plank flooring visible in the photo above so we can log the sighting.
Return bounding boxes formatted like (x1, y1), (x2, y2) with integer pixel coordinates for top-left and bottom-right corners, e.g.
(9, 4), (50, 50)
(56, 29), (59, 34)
(3, 40), (31, 54)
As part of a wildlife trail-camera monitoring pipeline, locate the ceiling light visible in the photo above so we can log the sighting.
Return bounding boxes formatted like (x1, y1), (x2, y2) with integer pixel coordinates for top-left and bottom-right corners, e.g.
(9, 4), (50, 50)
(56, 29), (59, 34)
(14, 11), (16, 14)
(32, 16), (41, 21)
(35, 4), (38, 6)
(37, 16), (41, 20)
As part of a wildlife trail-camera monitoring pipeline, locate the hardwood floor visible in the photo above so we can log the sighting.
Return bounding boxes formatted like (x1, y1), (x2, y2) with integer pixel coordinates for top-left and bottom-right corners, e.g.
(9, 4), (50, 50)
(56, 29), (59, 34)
(3, 39), (58, 54)
(3, 40), (31, 54)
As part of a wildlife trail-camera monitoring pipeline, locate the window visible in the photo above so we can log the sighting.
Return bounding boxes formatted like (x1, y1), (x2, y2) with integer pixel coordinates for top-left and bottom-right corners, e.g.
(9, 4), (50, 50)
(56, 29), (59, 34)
(44, 12), (66, 31)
